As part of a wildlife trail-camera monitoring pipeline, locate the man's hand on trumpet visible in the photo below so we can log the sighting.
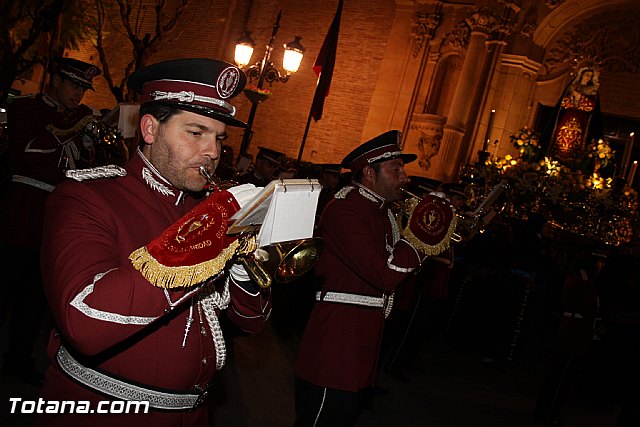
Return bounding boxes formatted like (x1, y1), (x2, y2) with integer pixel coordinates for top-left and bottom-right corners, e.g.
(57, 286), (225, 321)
(225, 184), (273, 291)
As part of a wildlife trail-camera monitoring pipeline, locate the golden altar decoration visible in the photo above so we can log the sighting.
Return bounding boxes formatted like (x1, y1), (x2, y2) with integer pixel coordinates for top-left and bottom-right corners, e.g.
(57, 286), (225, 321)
(462, 128), (638, 247)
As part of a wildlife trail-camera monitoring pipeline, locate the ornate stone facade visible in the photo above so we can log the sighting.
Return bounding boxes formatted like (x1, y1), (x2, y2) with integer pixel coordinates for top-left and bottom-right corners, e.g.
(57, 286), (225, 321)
(62, 0), (638, 182)
(411, 11), (441, 57)
(543, 7), (640, 74)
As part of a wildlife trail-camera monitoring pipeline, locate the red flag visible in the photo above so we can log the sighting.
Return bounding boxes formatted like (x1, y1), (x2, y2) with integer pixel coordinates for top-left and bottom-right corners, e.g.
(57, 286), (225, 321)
(310, 0), (343, 121)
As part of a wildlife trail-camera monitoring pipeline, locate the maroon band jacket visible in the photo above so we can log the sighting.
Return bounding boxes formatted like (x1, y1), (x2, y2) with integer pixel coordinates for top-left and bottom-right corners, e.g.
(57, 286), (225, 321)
(37, 151), (271, 426)
(295, 183), (424, 392)
(0, 94), (97, 248)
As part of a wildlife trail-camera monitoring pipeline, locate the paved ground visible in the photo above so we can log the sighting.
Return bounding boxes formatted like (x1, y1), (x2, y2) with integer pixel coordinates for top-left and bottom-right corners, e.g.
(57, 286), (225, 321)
(1, 309), (620, 426)
(208, 325), (619, 427)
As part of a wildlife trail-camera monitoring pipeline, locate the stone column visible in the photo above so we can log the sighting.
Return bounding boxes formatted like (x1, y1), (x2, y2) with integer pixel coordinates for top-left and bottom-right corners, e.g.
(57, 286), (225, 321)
(439, 9), (494, 181)
(404, 10), (442, 123)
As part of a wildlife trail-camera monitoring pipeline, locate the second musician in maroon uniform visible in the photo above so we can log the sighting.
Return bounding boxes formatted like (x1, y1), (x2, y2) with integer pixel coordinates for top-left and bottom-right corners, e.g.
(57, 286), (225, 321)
(294, 130), (456, 426)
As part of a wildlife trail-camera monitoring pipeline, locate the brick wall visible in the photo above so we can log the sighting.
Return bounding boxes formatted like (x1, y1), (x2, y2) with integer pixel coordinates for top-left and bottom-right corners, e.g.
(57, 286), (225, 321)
(73, 0), (397, 166)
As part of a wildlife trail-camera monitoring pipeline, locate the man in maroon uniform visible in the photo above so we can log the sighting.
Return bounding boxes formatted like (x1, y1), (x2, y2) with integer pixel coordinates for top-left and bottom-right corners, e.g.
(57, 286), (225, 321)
(0, 57), (101, 385)
(294, 130), (456, 426)
(35, 59), (272, 426)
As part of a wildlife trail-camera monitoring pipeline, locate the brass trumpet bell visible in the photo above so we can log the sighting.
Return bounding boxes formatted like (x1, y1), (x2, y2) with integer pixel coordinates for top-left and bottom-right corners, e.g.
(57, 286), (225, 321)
(239, 238), (324, 288)
(274, 238), (325, 283)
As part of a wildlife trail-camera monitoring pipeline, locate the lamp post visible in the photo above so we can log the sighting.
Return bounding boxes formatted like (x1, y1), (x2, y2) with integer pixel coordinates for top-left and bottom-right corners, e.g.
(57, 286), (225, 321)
(234, 10), (305, 157)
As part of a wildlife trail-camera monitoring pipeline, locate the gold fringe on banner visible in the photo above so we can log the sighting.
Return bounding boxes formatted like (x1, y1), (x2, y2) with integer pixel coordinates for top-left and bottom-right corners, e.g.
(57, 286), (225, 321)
(129, 240), (241, 289)
(402, 216), (457, 256)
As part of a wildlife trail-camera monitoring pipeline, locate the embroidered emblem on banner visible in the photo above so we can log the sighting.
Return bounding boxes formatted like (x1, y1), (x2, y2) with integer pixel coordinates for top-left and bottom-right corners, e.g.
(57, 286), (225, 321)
(129, 191), (241, 289)
(168, 207), (226, 252)
(403, 194), (456, 256)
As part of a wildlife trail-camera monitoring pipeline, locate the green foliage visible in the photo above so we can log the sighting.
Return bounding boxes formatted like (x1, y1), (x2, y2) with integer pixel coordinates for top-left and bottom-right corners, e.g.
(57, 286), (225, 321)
(58, 1), (98, 52)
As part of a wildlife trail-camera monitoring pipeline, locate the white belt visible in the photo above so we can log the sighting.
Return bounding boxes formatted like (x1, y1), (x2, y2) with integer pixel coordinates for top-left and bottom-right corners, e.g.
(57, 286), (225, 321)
(316, 291), (386, 308)
(563, 311), (584, 319)
(11, 175), (55, 192)
(56, 345), (207, 411)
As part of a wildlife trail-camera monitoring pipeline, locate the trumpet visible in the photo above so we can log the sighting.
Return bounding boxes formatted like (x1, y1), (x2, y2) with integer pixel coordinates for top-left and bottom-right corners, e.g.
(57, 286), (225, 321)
(200, 166), (239, 191)
(237, 238), (325, 288)
(200, 167), (324, 288)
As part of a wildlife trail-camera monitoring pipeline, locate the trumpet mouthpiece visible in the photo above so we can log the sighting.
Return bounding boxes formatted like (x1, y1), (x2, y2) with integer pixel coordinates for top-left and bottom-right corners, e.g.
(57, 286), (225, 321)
(400, 187), (422, 200)
(199, 166), (217, 185)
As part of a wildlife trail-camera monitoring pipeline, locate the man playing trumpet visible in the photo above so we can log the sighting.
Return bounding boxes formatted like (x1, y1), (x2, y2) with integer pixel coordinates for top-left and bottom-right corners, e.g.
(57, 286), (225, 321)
(294, 130), (456, 426)
(0, 57), (101, 386)
(36, 59), (271, 426)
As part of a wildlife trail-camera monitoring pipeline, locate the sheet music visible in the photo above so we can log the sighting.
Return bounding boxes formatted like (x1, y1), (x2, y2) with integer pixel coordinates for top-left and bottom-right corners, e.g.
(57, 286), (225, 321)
(228, 179), (321, 246)
(258, 184), (320, 246)
(228, 179), (279, 233)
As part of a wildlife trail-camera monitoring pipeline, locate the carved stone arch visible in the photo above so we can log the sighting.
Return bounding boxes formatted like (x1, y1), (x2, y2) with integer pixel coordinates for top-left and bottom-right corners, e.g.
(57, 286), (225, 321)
(534, 0), (640, 119)
(425, 53), (464, 117)
(538, 0), (640, 76)
(533, 0), (637, 49)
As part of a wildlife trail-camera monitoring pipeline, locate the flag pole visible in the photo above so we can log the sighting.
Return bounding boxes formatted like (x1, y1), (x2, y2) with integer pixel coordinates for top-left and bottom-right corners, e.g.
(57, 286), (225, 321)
(296, 0), (343, 167)
(297, 106), (314, 165)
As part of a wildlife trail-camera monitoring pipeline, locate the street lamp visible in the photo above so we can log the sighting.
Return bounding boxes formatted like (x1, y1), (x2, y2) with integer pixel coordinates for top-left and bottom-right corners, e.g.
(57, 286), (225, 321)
(234, 10), (305, 157)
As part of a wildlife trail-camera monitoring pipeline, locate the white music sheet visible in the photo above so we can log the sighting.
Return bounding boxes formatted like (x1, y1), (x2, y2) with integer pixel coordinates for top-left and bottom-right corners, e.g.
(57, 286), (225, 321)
(257, 184), (320, 246)
(228, 179), (321, 246)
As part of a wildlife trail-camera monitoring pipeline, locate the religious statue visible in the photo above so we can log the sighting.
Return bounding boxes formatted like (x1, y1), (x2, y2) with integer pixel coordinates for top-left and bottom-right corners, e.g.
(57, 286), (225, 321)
(548, 67), (602, 162)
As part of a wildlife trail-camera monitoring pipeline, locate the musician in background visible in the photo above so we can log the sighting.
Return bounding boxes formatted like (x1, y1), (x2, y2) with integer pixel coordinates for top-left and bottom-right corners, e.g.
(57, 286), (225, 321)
(316, 163), (342, 217)
(235, 146), (284, 187)
(294, 130), (456, 426)
(35, 58), (271, 426)
(535, 250), (606, 425)
(0, 57), (101, 386)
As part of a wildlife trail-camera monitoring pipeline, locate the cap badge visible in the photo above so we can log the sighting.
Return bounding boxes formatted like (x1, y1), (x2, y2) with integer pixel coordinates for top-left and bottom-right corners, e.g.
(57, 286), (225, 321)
(84, 66), (100, 80)
(217, 67), (240, 99)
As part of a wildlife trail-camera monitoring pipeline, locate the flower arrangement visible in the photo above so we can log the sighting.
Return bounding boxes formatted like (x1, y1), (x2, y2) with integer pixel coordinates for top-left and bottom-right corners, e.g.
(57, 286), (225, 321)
(585, 171), (610, 190)
(585, 138), (614, 169)
(510, 126), (541, 162)
(459, 123), (638, 245)
(245, 85), (272, 96)
(543, 157), (560, 177)
(243, 85), (273, 104)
